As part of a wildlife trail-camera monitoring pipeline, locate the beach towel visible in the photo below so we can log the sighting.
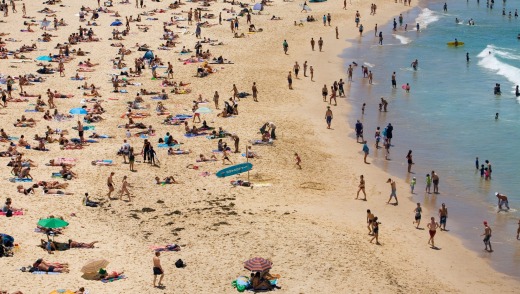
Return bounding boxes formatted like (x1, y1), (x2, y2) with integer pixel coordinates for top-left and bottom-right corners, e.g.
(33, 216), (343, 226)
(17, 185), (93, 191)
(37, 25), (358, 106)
(51, 172), (63, 178)
(101, 275), (126, 283)
(31, 271), (61, 275)
(0, 211), (23, 216)
(158, 143), (180, 148)
(24, 109), (39, 112)
(71, 138), (98, 143)
(150, 244), (180, 252)
(119, 89), (128, 93)
(184, 132), (207, 138)
(251, 139), (273, 145)
(73, 125), (95, 130)
(92, 160), (113, 166)
(54, 157), (77, 164)
(9, 178), (32, 182)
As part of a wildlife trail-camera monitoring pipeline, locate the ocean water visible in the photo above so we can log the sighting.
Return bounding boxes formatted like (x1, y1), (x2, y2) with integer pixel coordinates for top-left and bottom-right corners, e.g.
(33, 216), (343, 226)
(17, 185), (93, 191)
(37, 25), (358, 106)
(342, 0), (520, 275)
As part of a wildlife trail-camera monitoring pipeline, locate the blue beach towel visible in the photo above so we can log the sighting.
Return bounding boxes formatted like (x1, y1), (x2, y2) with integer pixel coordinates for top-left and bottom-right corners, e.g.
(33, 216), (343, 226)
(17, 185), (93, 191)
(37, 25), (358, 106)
(9, 178), (32, 182)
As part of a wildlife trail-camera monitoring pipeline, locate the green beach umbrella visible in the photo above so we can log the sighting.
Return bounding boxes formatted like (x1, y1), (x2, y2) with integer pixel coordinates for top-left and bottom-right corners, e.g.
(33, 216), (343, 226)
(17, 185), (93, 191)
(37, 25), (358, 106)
(37, 218), (69, 229)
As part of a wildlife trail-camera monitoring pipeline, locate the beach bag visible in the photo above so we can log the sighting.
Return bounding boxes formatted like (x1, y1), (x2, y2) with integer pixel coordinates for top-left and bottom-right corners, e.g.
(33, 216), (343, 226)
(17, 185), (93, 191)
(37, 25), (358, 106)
(175, 259), (185, 268)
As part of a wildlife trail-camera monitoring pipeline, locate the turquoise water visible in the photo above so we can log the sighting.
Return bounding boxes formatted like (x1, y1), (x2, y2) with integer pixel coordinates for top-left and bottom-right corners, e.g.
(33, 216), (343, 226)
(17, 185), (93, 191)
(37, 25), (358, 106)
(342, 0), (520, 275)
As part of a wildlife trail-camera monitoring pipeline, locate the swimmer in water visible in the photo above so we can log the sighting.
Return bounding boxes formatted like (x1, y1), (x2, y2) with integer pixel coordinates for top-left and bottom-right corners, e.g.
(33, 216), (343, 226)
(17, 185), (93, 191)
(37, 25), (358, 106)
(411, 59), (418, 70)
(495, 113), (499, 120)
(516, 85), (519, 97)
(466, 52), (470, 62)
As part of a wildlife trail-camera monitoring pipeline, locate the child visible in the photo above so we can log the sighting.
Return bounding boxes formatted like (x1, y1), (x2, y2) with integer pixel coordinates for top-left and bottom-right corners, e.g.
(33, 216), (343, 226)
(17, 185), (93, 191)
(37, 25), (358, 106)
(425, 174), (431, 194)
(480, 164), (485, 177)
(410, 177), (416, 193)
(484, 167), (490, 180)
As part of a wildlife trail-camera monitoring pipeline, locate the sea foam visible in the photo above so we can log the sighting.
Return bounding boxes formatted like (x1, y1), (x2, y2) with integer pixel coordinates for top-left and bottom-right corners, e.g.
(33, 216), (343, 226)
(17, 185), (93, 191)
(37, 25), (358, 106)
(478, 45), (520, 95)
(415, 8), (440, 30)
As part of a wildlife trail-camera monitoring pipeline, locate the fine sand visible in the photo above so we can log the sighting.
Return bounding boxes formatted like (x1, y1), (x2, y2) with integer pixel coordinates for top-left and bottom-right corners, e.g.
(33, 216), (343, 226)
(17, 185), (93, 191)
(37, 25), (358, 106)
(0, 0), (518, 293)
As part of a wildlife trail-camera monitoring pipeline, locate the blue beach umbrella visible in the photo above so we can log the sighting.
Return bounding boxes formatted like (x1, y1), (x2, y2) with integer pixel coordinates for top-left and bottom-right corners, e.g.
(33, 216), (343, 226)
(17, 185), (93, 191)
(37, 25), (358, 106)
(143, 50), (154, 60)
(110, 20), (123, 26)
(36, 55), (52, 62)
(69, 108), (88, 115)
(0, 233), (14, 246)
(253, 3), (262, 11)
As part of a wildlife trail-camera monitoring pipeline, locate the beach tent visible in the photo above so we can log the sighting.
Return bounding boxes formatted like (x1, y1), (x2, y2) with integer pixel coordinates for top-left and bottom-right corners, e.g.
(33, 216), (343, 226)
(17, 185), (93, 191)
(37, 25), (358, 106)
(253, 3), (262, 11)
(143, 50), (154, 60)
(110, 20), (123, 26)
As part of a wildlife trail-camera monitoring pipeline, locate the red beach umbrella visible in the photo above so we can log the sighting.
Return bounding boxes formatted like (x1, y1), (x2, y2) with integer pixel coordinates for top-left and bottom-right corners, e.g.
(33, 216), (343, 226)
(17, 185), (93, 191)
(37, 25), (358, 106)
(244, 257), (272, 272)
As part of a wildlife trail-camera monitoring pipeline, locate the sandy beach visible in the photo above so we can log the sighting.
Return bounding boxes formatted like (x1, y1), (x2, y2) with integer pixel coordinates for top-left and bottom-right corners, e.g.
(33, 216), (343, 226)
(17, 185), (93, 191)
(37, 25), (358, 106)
(0, 0), (519, 293)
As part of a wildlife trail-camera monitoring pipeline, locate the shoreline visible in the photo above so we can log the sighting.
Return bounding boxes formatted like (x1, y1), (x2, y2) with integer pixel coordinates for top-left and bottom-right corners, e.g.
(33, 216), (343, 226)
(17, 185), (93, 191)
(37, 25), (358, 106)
(290, 0), (520, 290)
(342, 0), (520, 277)
(0, 0), (518, 293)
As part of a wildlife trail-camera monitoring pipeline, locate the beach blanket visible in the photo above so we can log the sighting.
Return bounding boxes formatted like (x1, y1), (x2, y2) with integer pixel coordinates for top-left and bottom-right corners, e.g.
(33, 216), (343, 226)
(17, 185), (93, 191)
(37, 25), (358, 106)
(158, 143), (180, 148)
(184, 132), (207, 138)
(92, 160), (113, 166)
(9, 178), (32, 182)
(102, 275), (126, 283)
(51, 172), (63, 178)
(150, 244), (180, 252)
(71, 138), (98, 143)
(251, 139), (273, 145)
(31, 271), (61, 275)
(72, 125), (95, 130)
(0, 211), (23, 216)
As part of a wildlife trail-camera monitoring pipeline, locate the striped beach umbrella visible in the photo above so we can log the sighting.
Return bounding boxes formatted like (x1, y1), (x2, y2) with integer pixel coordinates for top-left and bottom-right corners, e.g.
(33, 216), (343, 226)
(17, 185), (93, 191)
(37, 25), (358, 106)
(244, 257), (272, 272)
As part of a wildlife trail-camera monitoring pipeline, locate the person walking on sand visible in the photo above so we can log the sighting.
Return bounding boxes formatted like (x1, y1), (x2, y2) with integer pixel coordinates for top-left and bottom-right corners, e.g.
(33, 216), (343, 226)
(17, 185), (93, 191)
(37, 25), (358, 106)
(370, 217), (380, 245)
(439, 203), (448, 231)
(355, 120), (364, 143)
(310, 38), (315, 51)
(356, 175), (366, 200)
(367, 210), (375, 235)
(295, 152), (302, 169)
(129, 147), (135, 172)
(425, 173), (432, 194)
(362, 141), (369, 164)
(153, 252), (164, 288)
(325, 106), (333, 129)
(119, 175), (131, 201)
(413, 203), (422, 229)
(318, 37), (324, 52)
(517, 220), (520, 240)
(287, 71), (293, 89)
(481, 221), (493, 252)
(336, 26), (339, 39)
(322, 85), (328, 102)
(303, 61), (308, 77)
(310, 66), (314, 81)
(427, 217), (440, 248)
(386, 178), (398, 205)
(283, 40), (289, 54)
(106, 172), (116, 199)
(213, 91), (219, 109)
(252, 82), (258, 102)
(293, 62), (300, 78)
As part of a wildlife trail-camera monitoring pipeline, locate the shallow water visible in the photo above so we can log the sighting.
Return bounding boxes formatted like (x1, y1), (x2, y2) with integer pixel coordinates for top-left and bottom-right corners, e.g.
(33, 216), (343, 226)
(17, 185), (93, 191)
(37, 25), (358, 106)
(342, 0), (520, 276)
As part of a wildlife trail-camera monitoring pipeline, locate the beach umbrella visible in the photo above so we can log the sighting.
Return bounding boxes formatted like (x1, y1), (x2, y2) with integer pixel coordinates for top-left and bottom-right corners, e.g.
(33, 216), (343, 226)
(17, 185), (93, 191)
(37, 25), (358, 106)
(36, 56), (52, 62)
(69, 108), (88, 115)
(143, 50), (154, 60)
(253, 3), (262, 11)
(110, 20), (123, 26)
(195, 107), (212, 114)
(81, 259), (109, 273)
(244, 257), (272, 272)
(49, 290), (75, 294)
(0, 233), (14, 246)
(37, 218), (69, 229)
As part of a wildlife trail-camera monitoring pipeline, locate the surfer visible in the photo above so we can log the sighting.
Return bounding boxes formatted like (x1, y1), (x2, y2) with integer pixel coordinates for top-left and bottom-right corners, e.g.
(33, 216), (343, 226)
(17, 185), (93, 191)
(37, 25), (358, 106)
(411, 59), (418, 70)
(495, 192), (510, 211)
(454, 38), (459, 47)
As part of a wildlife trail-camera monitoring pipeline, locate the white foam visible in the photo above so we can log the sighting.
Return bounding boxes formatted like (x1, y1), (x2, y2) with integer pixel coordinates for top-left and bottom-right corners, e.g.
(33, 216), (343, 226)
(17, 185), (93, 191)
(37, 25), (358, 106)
(478, 45), (520, 95)
(415, 8), (440, 30)
(363, 62), (374, 68)
(394, 34), (411, 45)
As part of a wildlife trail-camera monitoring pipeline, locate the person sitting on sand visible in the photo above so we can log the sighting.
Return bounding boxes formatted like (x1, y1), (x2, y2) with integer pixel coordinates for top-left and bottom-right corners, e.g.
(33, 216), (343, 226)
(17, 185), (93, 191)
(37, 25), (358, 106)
(251, 272), (273, 291)
(68, 239), (98, 249)
(59, 164), (78, 179)
(155, 176), (177, 185)
(19, 167), (33, 179)
(40, 239), (58, 254)
(245, 146), (260, 158)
